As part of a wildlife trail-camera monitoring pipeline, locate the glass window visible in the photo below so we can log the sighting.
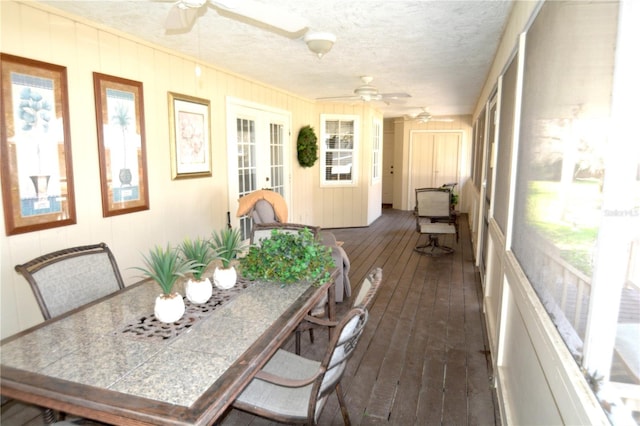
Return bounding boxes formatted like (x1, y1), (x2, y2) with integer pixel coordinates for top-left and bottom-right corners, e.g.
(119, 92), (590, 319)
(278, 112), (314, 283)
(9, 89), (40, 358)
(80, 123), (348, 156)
(320, 115), (359, 185)
(510, 1), (640, 422)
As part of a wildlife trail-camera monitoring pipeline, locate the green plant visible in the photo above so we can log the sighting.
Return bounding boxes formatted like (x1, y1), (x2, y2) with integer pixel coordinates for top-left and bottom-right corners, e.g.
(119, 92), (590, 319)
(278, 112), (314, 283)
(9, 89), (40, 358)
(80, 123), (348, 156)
(211, 227), (246, 269)
(179, 236), (216, 280)
(450, 192), (459, 206)
(239, 228), (335, 285)
(134, 244), (199, 295)
(296, 125), (318, 168)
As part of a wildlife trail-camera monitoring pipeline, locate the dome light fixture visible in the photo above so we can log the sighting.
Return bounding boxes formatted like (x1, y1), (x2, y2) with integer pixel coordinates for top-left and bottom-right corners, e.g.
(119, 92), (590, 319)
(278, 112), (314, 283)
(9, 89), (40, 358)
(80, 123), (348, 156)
(304, 31), (336, 59)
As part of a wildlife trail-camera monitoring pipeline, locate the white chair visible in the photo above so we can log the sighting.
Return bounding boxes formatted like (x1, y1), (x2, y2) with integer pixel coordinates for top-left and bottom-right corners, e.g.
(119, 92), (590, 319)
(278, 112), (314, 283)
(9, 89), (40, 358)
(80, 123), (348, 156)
(414, 188), (457, 256)
(233, 307), (369, 425)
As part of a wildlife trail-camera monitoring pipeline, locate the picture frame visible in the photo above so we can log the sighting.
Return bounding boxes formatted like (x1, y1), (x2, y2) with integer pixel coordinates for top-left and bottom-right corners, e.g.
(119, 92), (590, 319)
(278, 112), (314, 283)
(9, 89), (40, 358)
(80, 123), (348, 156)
(0, 54), (77, 235)
(168, 92), (212, 179)
(93, 72), (149, 217)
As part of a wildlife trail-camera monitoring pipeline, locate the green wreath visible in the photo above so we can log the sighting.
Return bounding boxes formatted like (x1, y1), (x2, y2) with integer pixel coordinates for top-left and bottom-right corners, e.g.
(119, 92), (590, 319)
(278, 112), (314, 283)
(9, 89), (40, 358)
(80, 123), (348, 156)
(297, 125), (318, 168)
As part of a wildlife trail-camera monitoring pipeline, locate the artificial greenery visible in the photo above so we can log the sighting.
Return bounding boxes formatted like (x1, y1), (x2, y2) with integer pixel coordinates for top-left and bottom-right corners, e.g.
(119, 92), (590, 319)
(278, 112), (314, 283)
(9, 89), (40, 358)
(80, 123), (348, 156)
(296, 125), (318, 168)
(179, 236), (216, 280)
(239, 228), (335, 285)
(210, 227), (246, 269)
(134, 244), (199, 295)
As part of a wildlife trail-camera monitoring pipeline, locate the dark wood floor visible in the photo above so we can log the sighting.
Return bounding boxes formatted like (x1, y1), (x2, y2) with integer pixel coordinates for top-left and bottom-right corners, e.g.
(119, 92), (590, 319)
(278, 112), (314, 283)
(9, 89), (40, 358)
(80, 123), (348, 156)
(222, 209), (500, 425)
(1, 209), (500, 426)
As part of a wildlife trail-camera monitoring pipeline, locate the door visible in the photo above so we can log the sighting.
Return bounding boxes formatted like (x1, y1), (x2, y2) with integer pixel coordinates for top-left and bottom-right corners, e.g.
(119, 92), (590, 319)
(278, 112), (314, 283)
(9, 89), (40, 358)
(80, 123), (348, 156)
(227, 101), (290, 239)
(408, 131), (461, 210)
(382, 127), (394, 205)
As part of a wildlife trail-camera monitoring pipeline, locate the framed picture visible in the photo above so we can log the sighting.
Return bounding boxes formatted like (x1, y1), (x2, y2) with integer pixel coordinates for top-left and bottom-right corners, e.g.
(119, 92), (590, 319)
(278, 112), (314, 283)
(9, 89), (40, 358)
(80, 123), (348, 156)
(0, 54), (77, 235)
(93, 72), (149, 217)
(168, 92), (212, 179)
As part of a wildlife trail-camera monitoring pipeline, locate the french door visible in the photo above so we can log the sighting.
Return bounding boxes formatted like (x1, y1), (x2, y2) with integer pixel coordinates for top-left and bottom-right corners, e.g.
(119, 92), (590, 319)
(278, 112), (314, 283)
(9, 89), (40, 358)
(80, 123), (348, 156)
(226, 100), (291, 239)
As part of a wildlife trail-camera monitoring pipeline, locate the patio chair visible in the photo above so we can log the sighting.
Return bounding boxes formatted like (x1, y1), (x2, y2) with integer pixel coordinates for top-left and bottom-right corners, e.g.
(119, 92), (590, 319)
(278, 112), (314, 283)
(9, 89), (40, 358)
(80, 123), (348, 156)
(14, 242), (125, 424)
(251, 222), (320, 246)
(414, 188), (457, 256)
(295, 267), (382, 355)
(233, 307), (369, 425)
(15, 242), (125, 321)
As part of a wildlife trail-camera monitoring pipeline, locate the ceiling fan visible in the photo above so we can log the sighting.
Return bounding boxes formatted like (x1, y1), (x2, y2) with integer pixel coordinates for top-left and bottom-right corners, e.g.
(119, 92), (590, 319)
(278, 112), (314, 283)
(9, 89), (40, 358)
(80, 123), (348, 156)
(317, 76), (411, 104)
(406, 108), (454, 123)
(163, 0), (309, 36)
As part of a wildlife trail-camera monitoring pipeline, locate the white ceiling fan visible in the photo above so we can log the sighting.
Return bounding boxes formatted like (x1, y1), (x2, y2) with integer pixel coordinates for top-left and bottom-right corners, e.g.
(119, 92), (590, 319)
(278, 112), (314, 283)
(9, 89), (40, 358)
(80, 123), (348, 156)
(406, 108), (454, 123)
(163, 0), (309, 37)
(317, 76), (411, 104)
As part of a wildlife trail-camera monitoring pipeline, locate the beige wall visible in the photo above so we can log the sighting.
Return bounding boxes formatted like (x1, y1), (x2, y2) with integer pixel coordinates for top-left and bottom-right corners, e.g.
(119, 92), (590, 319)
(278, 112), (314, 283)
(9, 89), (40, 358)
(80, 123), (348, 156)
(0, 1), (382, 338)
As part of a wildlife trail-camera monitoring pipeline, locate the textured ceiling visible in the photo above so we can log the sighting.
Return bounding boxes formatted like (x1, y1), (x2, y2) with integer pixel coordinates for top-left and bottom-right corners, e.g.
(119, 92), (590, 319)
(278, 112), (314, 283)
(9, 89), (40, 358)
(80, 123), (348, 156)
(37, 0), (512, 118)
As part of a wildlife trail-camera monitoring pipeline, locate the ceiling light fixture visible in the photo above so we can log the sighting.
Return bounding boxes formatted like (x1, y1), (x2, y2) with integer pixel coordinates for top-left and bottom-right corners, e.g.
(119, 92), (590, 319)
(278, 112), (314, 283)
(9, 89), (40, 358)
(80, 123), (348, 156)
(304, 31), (336, 59)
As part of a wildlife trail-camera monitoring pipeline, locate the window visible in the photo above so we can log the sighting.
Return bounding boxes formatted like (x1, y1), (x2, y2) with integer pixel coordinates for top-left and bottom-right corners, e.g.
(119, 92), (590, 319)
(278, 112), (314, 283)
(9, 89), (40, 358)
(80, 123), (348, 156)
(510, 1), (639, 421)
(372, 118), (382, 183)
(320, 115), (359, 186)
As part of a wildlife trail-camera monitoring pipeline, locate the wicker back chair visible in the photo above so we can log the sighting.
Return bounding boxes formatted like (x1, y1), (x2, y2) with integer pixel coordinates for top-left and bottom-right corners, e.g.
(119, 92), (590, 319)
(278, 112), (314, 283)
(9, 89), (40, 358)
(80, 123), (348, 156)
(250, 222), (320, 246)
(15, 242), (125, 320)
(233, 307), (369, 425)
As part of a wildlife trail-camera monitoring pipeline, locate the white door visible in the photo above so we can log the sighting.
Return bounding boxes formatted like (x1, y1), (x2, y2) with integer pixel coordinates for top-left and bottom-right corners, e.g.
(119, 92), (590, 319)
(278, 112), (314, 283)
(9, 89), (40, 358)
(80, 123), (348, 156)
(226, 101), (291, 239)
(408, 131), (461, 210)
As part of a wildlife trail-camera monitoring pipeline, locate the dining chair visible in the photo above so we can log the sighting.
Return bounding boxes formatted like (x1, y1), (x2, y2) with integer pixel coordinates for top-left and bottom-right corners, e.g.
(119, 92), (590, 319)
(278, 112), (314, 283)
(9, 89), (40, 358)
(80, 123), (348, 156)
(14, 243), (125, 424)
(233, 307), (369, 425)
(414, 187), (457, 256)
(15, 242), (125, 321)
(250, 222), (320, 246)
(295, 267), (382, 355)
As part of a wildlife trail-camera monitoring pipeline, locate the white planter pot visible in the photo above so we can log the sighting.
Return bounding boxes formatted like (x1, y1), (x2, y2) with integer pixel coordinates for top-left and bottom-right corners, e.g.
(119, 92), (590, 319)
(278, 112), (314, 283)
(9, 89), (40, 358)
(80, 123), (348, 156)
(213, 266), (237, 289)
(185, 277), (213, 304)
(154, 292), (185, 323)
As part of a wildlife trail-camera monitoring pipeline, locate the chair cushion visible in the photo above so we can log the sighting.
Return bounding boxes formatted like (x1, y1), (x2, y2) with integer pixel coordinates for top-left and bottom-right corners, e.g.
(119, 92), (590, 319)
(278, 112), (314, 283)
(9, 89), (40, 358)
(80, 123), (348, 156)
(251, 199), (278, 224)
(237, 190), (288, 222)
(235, 349), (321, 421)
(419, 222), (456, 234)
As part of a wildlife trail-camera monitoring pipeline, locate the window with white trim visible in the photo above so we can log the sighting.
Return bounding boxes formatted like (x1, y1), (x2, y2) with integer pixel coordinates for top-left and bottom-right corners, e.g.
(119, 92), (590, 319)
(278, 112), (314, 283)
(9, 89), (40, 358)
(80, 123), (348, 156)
(372, 118), (382, 183)
(320, 115), (359, 186)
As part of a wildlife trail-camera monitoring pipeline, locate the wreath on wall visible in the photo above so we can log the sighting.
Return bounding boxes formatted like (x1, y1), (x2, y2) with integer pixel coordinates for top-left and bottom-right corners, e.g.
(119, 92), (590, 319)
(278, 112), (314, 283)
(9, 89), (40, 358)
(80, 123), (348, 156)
(296, 125), (318, 168)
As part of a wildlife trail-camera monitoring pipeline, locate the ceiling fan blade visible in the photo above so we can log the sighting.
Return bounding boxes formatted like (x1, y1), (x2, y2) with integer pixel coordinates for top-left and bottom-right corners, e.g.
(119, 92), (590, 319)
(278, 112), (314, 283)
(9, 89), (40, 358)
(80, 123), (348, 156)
(212, 0), (308, 36)
(380, 92), (411, 99)
(316, 95), (362, 102)
(165, 3), (200, 31)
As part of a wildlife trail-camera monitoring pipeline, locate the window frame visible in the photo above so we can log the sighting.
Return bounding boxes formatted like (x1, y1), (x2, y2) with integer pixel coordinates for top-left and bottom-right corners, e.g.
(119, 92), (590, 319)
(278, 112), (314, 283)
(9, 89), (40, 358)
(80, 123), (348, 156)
(320, 114), (360, 187)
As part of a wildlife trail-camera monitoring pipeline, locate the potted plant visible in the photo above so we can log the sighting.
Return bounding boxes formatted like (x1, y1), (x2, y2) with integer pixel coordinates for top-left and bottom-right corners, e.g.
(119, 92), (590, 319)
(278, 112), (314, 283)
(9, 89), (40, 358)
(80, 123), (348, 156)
(179, 236), (216, 304)
(239, 228), (335, 285)
(134, 244), (198, 323)
(210, 227), (246, 289)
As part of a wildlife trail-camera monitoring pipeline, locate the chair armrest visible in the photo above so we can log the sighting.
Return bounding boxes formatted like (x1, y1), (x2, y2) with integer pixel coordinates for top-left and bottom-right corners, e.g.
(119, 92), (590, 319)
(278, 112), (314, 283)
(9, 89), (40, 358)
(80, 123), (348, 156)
(303, 315), (338, 327)
(254, 368), (323, 388)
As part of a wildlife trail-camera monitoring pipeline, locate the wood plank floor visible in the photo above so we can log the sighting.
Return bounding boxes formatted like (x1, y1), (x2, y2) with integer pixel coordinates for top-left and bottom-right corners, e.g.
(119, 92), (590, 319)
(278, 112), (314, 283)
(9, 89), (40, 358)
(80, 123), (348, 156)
(1, 209), (501, 426)
(223, 208), (500, 425)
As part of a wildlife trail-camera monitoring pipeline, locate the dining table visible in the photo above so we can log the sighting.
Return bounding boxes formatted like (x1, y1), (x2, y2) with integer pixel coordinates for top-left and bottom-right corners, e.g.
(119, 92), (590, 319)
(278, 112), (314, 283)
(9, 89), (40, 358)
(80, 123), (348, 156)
(0, 272), (336, 425)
